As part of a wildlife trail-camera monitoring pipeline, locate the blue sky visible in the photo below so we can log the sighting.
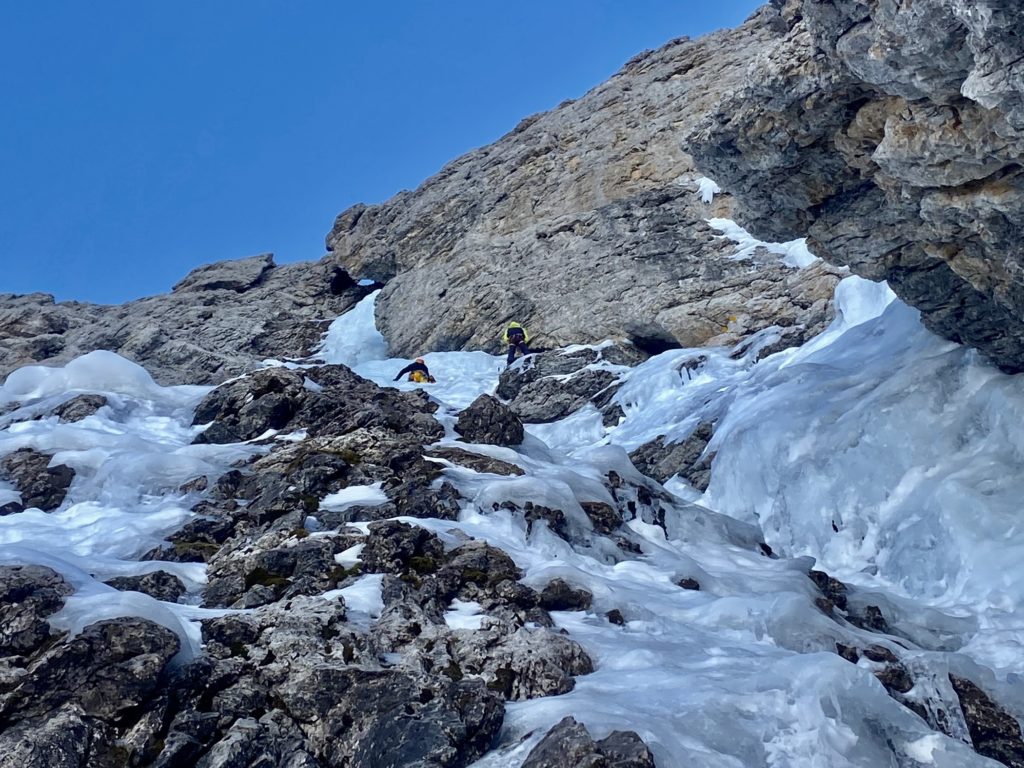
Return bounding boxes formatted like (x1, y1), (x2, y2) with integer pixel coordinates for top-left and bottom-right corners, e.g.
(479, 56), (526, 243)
(1, 1), (762, 304)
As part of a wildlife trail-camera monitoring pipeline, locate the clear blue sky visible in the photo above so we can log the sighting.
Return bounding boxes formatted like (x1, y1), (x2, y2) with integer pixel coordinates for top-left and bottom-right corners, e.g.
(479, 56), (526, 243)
(1, 1), (762, 304)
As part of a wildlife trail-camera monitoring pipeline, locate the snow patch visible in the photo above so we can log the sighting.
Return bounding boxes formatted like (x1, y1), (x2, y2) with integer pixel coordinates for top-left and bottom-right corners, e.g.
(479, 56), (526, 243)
(706, 217), (820, 269)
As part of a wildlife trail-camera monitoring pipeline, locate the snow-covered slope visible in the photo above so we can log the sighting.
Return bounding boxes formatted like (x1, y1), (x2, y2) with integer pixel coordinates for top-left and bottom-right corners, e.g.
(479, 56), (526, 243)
(2, 276), (1023, 766)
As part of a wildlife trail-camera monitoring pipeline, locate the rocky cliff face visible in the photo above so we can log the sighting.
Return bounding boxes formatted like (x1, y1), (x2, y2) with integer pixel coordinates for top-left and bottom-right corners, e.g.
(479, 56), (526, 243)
(324, 7), (839, 358)
(0, 256), (369, 385)
(0, 8), (839, 387)
(688, 0), (1024, 372)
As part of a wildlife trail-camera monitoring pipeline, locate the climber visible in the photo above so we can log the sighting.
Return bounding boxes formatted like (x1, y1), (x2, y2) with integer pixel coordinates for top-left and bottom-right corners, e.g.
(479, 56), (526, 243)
(393, 357), (436, 384)
(503, 322), (532, 367)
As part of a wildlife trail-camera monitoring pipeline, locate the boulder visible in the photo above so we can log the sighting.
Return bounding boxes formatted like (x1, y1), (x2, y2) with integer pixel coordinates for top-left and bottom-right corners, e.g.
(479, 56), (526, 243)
(0, 448), (75, 512)
(454, 395), (524, 447)
(521, 716), (656, 768)
(0, 617), (179, 724)
(0, 706), (101, 768)
(538, 579), (593, 612)
(950, 675), (1024, 768)
(496, 345), (643, 425)
(192, 365), (444, 446)
(172, 253), (274, 293)
(105, 570), (187, 602)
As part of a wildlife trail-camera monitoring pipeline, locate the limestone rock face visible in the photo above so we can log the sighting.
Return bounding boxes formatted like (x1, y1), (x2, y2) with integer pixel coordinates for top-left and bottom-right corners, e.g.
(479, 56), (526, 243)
(688, 0), (1024, 372)
(324, 8), (840, 358)
(0, 258), (368, 385)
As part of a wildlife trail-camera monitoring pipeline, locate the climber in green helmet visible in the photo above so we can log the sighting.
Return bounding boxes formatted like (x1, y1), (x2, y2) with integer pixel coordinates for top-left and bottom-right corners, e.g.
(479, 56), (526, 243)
(503, 322), (532, 367)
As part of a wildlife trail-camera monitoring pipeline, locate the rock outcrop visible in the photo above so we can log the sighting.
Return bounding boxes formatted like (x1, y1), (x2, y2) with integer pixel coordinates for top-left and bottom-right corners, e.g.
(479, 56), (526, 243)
(454, 395), (525, 447)
(495, 344), (645, 425)
(629, 421), (716, 491)
(0, 257), (369, 385)
(688, 0), (1024, 372)
(0, 448), (75, 513)
(521, 716), (656, 768)
(0, 566), (182, 767)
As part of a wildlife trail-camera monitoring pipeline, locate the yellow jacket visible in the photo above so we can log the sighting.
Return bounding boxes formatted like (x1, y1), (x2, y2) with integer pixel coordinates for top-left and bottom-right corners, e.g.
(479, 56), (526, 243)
(502, 322), (530, 344)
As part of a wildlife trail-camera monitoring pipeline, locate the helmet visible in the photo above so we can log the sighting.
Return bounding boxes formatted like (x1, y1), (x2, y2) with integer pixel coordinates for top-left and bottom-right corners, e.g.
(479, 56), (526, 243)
(415, 357), (425, 364)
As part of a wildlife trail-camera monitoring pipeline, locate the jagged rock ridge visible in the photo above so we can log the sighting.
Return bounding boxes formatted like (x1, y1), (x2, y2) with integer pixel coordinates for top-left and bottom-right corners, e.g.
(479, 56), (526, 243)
(0, 256), (369, 385)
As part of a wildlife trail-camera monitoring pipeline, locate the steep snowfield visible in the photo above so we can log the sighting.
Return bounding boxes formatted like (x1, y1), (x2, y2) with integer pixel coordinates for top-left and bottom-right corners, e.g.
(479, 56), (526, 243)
(2, 279), (1023, 765)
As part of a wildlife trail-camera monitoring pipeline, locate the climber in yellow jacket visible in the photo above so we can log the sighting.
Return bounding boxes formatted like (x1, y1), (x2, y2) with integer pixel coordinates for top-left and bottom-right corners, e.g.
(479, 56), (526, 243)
(393, 357), (436, 384)
(503, 322), (532, 367)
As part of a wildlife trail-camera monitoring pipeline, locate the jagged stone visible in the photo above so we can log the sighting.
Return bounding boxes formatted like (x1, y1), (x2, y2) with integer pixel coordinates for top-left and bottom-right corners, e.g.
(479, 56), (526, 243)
(454, 394), (524, 447)
(580, 501), (620, 536)
(0, 260), (367, 386)
(836, 643), (860, 664)
(874, 663), (914, 696)
(360, 520), (446, 578)
(496, 345), (644, 425)
(0, 705), (103, 768)
(521, 716), (655, 768)
(48, 394), (108, 423)
(204, 532), (341, 609)
(172, 253), (274, 294)
(279, 665), (503, 767)
(539, 579), (593, 612)
(629, 422), (715, 490)
(193, 364), (443, 446)
(425, 446), (525, 476)
(180, 596), (505, 768)
(951, 675), (1024, 768)
(0, 448), (75, 512)
(0, 617), (179, 724)
(452, 624), (593, 701)
(862, 645), (899, 664)
(0, 564), (72, 656)
(105, 570), (187, 602)
(808, 569), (849, 612)
(437, 541), (523, 599)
